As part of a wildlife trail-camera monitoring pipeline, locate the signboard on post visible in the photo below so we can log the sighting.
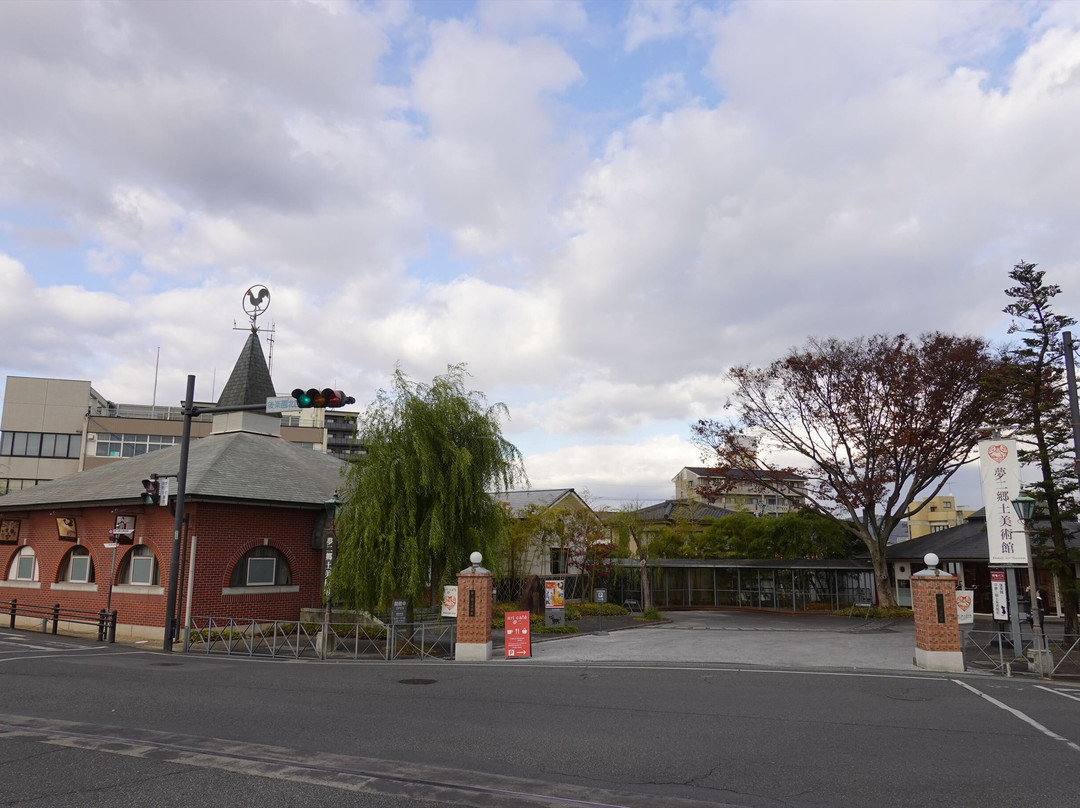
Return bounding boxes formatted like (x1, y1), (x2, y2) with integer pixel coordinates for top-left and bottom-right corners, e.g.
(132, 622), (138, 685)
(441, 585), (458, 618)
(955, 590), (974, 625)
(990, 570), (1009, 621)
(544, 580), (564, 608)
(979, 439), (1028, 565)
(391, 599), (408, 625)
(504, 611), (531, 658)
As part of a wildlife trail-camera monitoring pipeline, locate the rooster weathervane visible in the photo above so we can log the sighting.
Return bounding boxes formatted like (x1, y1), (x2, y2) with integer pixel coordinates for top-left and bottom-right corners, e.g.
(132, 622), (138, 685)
(242, 285), (270, 331)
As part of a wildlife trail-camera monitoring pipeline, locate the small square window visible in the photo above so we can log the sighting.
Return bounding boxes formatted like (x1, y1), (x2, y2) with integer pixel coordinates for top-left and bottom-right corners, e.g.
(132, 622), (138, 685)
(130, 557), (154, 585)
(247, 557), (276, 586)
(69, 556), (91, 583)
(16, 554), (36, 580)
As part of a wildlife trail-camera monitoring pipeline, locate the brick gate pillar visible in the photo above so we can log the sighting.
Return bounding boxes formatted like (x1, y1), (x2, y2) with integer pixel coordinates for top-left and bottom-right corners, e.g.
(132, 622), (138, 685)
(455, 552), (493, 662)
(911, 553), (964, 672)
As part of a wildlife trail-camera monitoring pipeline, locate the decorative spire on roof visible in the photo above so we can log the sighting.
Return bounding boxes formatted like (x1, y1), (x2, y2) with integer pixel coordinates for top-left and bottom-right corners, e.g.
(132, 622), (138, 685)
(217, 330), (276, 408)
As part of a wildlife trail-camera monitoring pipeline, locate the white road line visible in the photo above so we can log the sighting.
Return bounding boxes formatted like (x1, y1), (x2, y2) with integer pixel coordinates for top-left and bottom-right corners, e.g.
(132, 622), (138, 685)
(1035, 684), (1080, 704)
(952, 679), (1080, 753)
(0, 651), (142, 663)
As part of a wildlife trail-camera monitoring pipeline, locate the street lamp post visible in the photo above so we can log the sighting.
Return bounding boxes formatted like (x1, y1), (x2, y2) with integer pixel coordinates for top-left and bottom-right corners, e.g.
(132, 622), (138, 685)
(1011, 494), (1045, 676)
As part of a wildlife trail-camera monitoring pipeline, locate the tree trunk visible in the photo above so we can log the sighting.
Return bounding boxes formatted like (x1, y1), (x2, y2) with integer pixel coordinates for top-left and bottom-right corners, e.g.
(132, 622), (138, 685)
(639, 557), (652, 611)
(867, 542), (898, 608)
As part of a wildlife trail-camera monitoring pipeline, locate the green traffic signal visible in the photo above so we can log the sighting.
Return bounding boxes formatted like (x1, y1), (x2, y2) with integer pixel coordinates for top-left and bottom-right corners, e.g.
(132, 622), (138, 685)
(291, 387), (355, 409)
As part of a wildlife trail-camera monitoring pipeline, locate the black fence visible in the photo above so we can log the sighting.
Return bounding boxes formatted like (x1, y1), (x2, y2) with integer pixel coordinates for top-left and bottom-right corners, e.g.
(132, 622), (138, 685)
(4, 598), (117, 643)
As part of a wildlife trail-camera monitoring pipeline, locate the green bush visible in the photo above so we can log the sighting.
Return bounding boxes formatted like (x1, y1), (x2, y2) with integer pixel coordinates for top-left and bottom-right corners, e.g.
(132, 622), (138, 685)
(834, 606), (914, 619)
(565, 602), (628, 620)
(640, 607), (663, 621)
(533, 624), (579, 635)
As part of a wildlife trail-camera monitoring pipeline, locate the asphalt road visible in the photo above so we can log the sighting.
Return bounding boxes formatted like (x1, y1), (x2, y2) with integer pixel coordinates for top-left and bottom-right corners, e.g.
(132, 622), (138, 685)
(1, 625), (1079, 807)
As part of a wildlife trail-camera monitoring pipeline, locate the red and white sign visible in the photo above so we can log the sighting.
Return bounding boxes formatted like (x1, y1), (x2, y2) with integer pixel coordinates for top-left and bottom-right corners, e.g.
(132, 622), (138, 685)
(441, 585), (458, 618)
(990, 570), (1009, 621)
(955, 590), (974, 624)
(504, 611), (531, 659)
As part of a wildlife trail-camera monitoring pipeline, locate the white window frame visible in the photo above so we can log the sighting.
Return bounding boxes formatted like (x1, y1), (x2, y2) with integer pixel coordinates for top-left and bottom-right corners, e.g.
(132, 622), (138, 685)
(246, 557), (277, 586)
(13, 547), (37, 581)
(67, 551), (91, 584)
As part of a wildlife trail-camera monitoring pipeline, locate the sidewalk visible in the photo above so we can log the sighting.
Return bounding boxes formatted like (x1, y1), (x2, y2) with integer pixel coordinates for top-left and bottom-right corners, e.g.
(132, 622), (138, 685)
(524, 610), (920, 671)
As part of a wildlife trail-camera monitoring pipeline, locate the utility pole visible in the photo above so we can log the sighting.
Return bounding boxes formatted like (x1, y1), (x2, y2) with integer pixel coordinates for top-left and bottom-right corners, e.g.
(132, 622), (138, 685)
(161, 376), (283, 652)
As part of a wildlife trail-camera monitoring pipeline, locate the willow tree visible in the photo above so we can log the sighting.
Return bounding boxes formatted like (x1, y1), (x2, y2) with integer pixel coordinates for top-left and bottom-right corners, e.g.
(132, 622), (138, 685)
(693, 333), (999, 607)
(331, 365), (525, 611)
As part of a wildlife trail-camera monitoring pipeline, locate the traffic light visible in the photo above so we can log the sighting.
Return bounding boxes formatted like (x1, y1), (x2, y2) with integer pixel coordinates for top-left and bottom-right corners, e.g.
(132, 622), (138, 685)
(291, 388), (356, 409)
(140, 476), (160, 505)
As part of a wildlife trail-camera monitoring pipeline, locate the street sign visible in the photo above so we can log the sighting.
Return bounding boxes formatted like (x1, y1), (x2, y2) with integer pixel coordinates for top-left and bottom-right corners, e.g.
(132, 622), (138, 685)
(595, 588), (607, 604)
(991, 570), (1009, 621)
(504, 611), (531, 658)
(391, 599), (407, 625)
(266, 396), (301, 413)
(104, 542), (119, 549)
(158, 477), (171, 505)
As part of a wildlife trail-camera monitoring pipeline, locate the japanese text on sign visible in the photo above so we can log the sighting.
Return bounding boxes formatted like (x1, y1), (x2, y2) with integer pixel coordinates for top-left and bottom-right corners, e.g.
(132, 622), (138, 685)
(979, 439), (1028, 566)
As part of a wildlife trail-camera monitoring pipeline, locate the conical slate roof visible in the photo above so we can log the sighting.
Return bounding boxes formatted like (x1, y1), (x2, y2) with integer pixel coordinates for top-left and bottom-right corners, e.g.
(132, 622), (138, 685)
(217, 331), (276, 407)
(0, 432), (344, 510)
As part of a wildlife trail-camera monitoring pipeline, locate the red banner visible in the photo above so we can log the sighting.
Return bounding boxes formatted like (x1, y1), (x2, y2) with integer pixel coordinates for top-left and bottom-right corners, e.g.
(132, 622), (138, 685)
(504, 611), (531, 659)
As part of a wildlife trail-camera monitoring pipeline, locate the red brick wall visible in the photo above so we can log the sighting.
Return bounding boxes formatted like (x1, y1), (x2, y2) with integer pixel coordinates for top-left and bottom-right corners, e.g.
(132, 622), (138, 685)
(912, 574), (962, 653)
(456, 570), (492, 644)
(0, 501), (325, 628)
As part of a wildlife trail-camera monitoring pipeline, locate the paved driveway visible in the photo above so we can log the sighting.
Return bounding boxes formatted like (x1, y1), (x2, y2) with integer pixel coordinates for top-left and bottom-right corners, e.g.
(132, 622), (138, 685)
(530, 610), (919, 671)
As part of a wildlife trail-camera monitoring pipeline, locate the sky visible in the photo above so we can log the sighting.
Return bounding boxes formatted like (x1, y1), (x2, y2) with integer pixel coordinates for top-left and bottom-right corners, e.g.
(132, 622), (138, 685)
(2, 0), (1080, 511)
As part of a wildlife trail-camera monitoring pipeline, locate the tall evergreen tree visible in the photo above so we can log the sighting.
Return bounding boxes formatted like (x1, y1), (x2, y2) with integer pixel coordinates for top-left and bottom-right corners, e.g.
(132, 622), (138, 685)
(997, 261), (1079, 639)
(332, 365), (525, 611)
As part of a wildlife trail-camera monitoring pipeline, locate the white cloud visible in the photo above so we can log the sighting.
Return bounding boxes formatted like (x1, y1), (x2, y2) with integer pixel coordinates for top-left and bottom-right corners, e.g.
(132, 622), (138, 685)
(3, 1), (1080, 509)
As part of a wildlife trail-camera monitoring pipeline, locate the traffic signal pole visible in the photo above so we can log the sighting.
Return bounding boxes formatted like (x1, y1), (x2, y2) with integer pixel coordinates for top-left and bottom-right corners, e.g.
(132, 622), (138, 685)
(162, 376), (287, 652)
(163, 374), (194, 652)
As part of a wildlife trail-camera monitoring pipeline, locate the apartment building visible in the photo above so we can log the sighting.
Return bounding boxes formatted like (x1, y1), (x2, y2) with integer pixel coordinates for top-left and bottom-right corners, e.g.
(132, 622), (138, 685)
(672, 466), (807, 515)
(905, 494), (975, 539)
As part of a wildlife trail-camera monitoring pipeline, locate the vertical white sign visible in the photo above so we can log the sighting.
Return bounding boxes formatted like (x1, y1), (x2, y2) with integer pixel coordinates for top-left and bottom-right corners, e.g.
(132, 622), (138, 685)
(990, 570), (1009, 621)
(979, 439), (1028, 565)
(441, 585), (458, 618)
(158, 476), (171, 506)
(955, 590), (974, 624)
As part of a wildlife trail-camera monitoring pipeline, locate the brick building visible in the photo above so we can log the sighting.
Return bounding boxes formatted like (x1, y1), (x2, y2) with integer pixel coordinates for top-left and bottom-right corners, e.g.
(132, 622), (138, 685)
(0, 332), (344, 643)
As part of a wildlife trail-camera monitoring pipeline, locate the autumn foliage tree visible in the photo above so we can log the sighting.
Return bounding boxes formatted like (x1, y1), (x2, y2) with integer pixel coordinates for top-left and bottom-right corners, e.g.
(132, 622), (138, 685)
(692, 333), (999, 607)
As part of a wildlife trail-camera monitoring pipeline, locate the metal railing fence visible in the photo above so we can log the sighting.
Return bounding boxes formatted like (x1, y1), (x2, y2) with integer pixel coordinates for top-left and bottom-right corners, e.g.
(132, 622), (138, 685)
(4, 598), (117, 642)
(185, 616), (455, 661)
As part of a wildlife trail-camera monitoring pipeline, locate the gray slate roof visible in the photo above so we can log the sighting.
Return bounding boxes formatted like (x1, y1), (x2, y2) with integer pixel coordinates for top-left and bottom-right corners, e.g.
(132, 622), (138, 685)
(633, 499), (734, 522)
(886, 516), (1080, 561)
(492, 489), (585, 515)
(217, 331), (277, 408)
(0, 431), (345, 510)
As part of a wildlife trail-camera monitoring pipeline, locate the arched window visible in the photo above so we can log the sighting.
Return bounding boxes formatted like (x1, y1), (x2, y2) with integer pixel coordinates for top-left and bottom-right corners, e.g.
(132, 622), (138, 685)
(229, 546), (291, 587)
(8, 546), (37, 581)
(118, 545), (159, 586)
(60, 546), (95, 584)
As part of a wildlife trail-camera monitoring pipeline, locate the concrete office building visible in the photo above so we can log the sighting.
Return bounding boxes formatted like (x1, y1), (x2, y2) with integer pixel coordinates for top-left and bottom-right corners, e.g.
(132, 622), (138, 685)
(1, 352), (360, 493)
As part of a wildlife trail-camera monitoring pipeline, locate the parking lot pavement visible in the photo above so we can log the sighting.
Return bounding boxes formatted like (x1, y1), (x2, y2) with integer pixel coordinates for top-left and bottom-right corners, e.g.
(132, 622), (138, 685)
(528, 610), (920, 671)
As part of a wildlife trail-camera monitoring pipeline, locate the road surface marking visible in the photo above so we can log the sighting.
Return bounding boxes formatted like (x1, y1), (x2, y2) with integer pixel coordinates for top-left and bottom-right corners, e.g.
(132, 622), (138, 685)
(1035, 684), (1080, 704)
(952, 679), (1080, 752)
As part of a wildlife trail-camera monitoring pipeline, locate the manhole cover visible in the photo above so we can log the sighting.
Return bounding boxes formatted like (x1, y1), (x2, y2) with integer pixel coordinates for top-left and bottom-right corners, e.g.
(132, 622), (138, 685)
(398, 678), (437, 685)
